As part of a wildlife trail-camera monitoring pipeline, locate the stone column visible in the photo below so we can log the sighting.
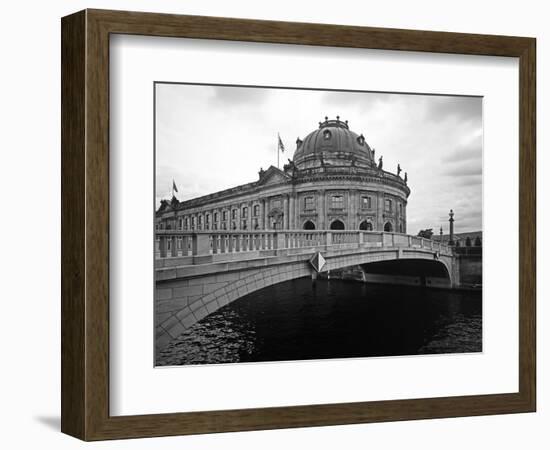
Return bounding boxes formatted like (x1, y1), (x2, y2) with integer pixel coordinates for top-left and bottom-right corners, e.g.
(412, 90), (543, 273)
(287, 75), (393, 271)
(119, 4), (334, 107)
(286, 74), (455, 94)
(348, 190), (356, 229)
(260, 199), (266, 230)
(235, 205), (241, 230)
(318, 189), (325, 229)
(289, 194), (295, 230)
(403, 203), (407, 234)
(377, 192), (384, 231)
(283, 195), (289, 229)
(353, 190), (358, 229)
(347, 193), (352, 230)
(264, 198), (270, 230)
(295, 192), (300, 229)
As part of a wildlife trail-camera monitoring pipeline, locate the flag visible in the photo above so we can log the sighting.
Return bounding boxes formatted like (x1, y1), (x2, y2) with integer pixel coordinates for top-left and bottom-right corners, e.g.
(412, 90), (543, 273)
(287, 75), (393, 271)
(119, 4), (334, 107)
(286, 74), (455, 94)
(278, 133), (285, 153)
(172, 180), (178, 193)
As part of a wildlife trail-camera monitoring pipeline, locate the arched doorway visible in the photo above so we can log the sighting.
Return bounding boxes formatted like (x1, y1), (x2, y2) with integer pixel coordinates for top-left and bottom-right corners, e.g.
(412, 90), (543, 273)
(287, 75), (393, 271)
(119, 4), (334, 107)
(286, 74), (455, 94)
(384, 221), (393, 232)
(330, 219), (345, 230)
(303, 220), (315, 230)
(359, 220), (373, 231)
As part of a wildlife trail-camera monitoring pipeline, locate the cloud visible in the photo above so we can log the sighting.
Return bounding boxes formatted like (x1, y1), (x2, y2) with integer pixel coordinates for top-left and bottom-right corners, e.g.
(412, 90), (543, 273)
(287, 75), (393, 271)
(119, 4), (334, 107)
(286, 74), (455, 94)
(321, 91), (393, 113)
(456, 175), (482, 187)
(210, 85), (270, 107)
(444, 163), (482, 177)
(442, 133), (482, 163)
(423, 96), (482, 125)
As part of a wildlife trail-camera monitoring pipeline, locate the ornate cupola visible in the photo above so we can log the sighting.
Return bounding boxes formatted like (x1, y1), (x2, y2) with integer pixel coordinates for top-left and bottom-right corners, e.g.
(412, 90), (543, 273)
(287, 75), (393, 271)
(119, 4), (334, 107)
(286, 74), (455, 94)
(292, 116), (376, 171)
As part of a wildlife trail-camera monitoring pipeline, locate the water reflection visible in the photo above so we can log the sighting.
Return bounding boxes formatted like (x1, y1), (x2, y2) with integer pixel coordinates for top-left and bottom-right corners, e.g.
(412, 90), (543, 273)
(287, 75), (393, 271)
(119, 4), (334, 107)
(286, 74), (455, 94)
(157, 278), (482, 366)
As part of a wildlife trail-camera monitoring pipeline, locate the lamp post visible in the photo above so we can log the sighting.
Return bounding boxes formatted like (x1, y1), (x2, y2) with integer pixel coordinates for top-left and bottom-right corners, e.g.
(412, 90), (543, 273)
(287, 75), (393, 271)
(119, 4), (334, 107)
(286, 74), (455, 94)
(449, 209), (455, 246)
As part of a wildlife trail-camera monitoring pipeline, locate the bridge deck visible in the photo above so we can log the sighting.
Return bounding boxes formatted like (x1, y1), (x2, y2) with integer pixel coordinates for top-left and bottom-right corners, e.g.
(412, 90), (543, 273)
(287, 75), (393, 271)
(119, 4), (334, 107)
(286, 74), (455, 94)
(154, 231), (457, 351)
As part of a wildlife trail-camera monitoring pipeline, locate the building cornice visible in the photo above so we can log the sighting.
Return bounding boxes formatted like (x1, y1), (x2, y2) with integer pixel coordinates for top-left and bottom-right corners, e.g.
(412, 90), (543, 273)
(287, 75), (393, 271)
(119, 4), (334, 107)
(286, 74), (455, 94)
(157, 166), (409, 217)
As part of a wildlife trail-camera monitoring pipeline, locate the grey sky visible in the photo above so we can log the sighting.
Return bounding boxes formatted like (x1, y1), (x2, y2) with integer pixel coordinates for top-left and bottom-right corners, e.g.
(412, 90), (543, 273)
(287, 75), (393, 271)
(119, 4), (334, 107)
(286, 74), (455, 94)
(155, 83), (482, 234)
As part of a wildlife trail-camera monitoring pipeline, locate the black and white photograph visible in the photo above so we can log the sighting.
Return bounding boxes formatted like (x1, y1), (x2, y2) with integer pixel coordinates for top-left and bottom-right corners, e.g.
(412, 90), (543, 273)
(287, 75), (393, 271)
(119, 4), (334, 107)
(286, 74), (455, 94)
(1, 0), (543, 446)
(154, 83), (483, 367)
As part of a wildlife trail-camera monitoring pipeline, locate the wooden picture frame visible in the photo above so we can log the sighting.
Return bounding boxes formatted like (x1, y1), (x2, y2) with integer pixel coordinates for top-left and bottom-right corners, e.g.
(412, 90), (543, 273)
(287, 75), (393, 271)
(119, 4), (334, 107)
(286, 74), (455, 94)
(61, 9), (536, 441)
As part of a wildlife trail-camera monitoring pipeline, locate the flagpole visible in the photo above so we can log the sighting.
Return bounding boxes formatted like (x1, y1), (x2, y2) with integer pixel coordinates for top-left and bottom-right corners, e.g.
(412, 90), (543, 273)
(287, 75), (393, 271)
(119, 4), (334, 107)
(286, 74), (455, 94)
(277, 133), (285, 169)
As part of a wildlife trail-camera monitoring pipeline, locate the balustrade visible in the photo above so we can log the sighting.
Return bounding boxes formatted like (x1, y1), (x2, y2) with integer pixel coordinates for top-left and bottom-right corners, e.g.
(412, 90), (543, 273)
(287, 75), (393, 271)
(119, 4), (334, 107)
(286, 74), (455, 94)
(155, 230), (452, 260)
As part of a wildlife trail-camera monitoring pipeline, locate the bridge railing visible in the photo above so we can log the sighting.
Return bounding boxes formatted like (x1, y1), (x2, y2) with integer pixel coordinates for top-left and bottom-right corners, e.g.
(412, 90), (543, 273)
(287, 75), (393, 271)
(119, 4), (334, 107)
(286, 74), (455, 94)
(155, 230), (452, 260)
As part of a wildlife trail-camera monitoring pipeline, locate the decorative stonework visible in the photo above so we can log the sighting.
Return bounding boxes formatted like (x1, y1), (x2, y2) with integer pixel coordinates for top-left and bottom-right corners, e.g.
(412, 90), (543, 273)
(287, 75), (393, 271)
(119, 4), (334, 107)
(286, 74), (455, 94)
(157, 118), (410, 234)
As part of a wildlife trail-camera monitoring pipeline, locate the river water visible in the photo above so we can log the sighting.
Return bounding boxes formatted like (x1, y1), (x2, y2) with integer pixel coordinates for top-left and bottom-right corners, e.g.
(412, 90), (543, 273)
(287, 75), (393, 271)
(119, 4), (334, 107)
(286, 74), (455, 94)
(156, 278), (482, 366)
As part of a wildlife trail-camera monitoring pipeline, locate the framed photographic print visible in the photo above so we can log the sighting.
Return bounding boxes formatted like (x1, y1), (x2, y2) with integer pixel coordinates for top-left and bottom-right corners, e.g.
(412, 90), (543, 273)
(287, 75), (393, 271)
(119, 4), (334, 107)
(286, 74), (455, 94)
(61, 9), (536, 440)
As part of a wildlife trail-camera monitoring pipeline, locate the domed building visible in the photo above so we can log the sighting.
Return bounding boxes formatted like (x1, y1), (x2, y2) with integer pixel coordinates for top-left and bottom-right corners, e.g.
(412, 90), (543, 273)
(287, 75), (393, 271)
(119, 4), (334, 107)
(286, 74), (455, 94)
(156, 117), (410, 233)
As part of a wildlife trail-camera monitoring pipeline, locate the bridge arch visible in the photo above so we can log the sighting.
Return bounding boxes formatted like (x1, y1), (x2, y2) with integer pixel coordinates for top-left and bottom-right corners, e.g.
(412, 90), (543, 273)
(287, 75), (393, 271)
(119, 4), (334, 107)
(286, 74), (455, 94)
(360, 258), (451, 288)
(155, 231), (458, 352)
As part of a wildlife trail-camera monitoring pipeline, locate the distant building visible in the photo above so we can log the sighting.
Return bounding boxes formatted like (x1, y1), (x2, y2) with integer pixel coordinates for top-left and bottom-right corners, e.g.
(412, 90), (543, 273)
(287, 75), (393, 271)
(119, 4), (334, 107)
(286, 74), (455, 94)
(437, 231), (483, 248)
(156, 117), (410, 232)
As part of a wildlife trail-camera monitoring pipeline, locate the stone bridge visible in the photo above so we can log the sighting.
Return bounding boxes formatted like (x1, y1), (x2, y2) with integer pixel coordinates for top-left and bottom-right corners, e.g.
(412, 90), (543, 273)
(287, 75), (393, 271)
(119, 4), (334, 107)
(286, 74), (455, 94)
(154, 230), (458, 352)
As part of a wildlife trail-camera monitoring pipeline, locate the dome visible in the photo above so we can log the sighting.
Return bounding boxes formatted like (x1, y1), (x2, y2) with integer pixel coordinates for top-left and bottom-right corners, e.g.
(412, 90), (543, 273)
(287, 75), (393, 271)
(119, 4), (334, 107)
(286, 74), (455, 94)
(293, 117), (375, 170)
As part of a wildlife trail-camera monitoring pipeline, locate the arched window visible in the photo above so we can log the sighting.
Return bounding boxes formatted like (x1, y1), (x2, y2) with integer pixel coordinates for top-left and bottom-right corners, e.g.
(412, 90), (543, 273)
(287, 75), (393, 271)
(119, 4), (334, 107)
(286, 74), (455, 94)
(465, 237), (472, 247)
(384, 221), (393, 232)
(359, 221), (373, 231)
(303, 220), (315, 230)
(474, 236), (482, 246)
(330, 219), (345, 230)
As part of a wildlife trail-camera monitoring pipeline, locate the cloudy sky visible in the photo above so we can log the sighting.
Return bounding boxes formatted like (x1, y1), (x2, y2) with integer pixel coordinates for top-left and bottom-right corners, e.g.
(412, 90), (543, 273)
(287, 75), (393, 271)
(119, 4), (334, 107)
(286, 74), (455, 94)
(155, 83), (482, 234)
